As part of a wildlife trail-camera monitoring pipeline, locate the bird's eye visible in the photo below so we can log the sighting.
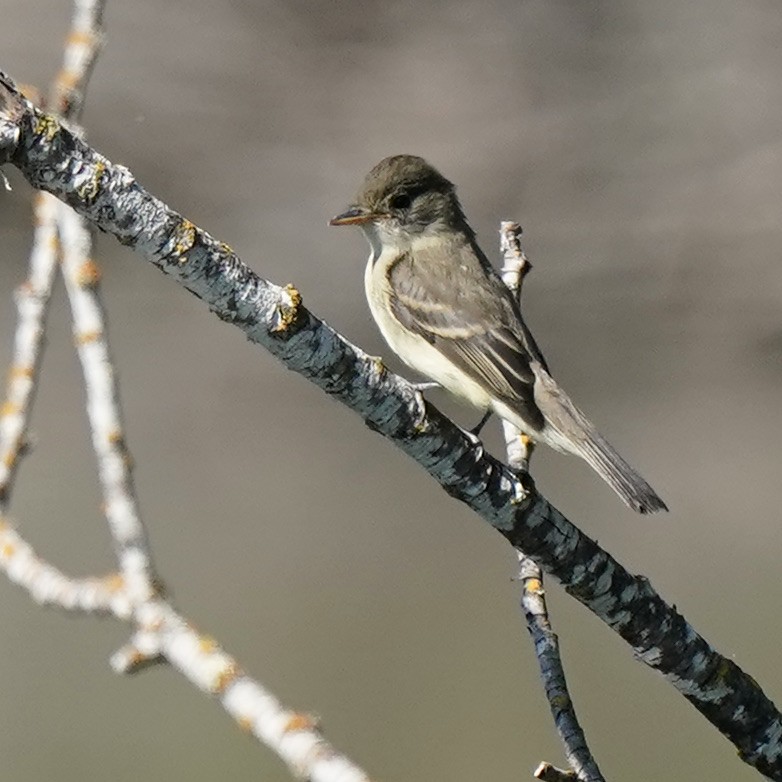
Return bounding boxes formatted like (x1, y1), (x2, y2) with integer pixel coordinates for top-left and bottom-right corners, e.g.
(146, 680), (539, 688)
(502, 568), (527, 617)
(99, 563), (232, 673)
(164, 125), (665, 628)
(389, 193), (412, 210)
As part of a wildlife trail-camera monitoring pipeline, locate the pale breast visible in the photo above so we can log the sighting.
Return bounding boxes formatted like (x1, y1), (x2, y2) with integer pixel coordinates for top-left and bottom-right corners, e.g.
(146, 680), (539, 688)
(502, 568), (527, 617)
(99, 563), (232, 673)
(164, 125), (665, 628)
(363, 252), (494, 411)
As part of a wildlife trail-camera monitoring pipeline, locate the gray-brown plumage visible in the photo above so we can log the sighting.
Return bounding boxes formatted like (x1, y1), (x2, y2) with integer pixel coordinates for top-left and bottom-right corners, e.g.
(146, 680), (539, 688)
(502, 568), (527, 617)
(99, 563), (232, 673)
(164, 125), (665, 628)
(330, 155), (667, 514)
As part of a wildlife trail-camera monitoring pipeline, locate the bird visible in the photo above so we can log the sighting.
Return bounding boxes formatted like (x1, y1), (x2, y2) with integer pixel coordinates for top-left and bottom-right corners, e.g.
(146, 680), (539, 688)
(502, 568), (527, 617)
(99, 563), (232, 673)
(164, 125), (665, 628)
(329, 154), (667, 514)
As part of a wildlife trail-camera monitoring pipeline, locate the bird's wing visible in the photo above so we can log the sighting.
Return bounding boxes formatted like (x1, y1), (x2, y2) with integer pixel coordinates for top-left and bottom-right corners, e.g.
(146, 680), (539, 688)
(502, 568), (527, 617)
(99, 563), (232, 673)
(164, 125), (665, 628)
(387, 241), (545, 430)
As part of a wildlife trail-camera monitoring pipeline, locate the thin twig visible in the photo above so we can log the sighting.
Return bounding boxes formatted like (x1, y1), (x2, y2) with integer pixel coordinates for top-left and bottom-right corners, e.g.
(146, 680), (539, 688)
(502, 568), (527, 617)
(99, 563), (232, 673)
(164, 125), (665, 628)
(499, 223), (604, 782)
(50, 0), (106, 122)
(0, 514), (129, 614)
(113, 599), (372, 782)
(0, 192), (58, 510)
(58, 202), (158, 602)
(2, 77), (782, 780)
(0, 0), (106, 512)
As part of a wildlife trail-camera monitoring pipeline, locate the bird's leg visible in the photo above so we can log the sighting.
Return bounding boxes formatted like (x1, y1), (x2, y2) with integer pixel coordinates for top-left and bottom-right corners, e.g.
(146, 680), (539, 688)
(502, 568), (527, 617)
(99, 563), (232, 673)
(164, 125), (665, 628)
(469, 410), (493, 437)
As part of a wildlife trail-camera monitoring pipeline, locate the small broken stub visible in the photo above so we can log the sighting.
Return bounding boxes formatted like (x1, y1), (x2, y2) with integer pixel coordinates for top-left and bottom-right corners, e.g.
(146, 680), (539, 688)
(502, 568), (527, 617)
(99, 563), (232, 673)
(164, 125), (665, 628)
(271, 283), (303, 333)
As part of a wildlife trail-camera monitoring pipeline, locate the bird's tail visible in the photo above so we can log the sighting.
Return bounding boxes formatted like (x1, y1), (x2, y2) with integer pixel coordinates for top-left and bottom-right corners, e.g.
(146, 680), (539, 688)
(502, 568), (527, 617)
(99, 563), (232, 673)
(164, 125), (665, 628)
(575, 429), (667, 514)
(531, 367), (667, 514)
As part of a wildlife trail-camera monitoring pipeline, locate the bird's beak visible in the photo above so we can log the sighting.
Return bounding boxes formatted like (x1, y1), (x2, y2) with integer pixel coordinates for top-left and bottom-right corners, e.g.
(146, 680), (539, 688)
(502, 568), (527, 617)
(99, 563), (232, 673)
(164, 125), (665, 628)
(328, 207), (380, 226)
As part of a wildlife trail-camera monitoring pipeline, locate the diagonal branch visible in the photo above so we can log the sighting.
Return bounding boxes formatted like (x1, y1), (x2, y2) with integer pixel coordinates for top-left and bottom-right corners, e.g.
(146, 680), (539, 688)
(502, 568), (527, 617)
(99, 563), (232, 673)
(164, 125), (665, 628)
(1, 77), (780, 780)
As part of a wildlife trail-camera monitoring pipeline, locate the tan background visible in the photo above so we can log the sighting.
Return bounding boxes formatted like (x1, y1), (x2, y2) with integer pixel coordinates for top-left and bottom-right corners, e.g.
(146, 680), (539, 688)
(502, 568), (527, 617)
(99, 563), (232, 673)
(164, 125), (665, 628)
(1, 1), (781, 779)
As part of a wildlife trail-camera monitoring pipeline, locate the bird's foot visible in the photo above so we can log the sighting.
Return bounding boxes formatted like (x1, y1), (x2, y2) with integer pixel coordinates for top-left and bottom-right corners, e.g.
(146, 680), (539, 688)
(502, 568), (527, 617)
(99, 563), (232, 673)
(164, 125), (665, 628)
(409, 382), (440, 434)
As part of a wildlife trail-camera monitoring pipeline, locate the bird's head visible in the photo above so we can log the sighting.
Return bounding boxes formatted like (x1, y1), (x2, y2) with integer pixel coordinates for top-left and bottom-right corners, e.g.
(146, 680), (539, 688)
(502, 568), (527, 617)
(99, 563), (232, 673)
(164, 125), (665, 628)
(329, 155), (469, 250)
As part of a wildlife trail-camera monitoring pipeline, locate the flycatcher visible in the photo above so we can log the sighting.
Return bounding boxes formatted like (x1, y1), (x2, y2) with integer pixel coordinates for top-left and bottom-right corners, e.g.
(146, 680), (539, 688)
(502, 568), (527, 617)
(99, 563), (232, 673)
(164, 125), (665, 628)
(330, 155), (667, 514)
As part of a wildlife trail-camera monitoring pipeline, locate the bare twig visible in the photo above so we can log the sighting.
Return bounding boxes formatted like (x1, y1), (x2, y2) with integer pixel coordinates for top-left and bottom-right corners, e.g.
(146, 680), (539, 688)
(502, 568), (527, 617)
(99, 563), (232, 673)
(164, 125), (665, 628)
(49, 0), (106, 122)
(113, 600), (372, 782)
(0, 514), (129, 614)
(0, 192), (58, 510)
(499, 223), (603, 782)
(58, 202), (159, 602)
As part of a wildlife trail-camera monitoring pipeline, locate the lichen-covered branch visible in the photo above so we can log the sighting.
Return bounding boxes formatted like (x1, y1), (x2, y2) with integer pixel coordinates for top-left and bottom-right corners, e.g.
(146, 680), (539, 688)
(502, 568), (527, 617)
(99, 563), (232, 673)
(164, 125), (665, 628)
(1, 74), (781, 780)
(499, 223), (604, 782)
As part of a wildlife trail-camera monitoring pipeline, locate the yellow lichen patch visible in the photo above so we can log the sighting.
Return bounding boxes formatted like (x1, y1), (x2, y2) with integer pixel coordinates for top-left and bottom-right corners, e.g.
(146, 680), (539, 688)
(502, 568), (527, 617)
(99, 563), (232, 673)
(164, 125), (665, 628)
(525, 578), (543, 594)
(77, 159), (105, 202)
(218, 242), (234, 255)
(212, 662), (241, 694)
(0, 400), (20, 417)
(198, 636), (218, 654)
(48, 234), (60, 252)
(104, 573), (125, 592)
(283, 712), (319, 733)
(2, 450), (16, 469)
(1, 541), (16, 558)
(76, 259), (102, 288)
(33, 191), (47, 211)
(8, 365), (34, 381)
(236, 715), (254, 733)
(125, 648), (146, 670)
(56, 68), (79, 92)
(66, 30), (94, 47)
(173, 220), (197, 261)
(76, 330), (101, 345)
(271, 284), (303, 333)
(34, 114), (60, 141)
(284, 283), (302, 309)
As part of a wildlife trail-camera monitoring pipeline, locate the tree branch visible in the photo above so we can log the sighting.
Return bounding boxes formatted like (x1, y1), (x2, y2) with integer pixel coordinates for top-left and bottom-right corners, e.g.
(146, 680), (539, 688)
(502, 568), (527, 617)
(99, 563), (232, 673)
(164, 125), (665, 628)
(0, 7), (375, 776)
(1, 74), (780, 779)
(499, 223), (604, 782)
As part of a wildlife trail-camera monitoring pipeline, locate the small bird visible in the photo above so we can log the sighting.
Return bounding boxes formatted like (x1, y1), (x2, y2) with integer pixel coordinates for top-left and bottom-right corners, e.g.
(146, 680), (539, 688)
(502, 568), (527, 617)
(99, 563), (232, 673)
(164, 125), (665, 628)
(330, 155), (667, 514)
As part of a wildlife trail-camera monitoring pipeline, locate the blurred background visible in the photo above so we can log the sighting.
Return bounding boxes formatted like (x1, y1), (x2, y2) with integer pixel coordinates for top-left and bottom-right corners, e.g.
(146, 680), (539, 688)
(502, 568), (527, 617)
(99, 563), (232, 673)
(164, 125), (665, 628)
(1, 1), (781, 779)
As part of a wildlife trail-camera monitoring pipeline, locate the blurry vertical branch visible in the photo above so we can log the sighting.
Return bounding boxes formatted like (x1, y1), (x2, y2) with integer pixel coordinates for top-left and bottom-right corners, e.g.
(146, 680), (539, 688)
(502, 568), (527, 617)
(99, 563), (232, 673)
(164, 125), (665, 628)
(500, 224), (604, 782)
(1, 28), (782, 782)
(0, 6), (374, 782)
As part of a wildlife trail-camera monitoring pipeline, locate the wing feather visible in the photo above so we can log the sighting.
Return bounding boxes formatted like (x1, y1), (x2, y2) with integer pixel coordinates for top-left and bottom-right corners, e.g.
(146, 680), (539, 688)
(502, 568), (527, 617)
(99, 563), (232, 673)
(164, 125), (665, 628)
(387, 239), (546, 430)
